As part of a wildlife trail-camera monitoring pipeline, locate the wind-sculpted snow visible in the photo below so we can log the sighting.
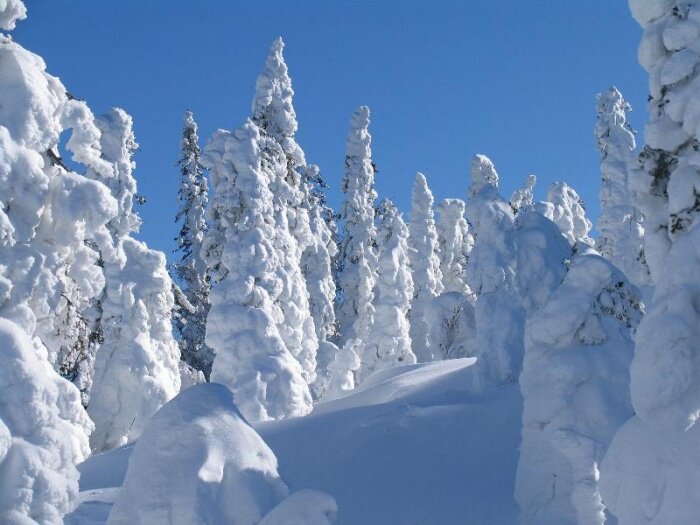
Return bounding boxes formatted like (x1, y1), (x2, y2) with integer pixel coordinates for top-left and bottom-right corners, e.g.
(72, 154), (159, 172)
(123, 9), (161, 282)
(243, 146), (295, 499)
(0, 0), (25, 30)
(71, 359), (522, 525)
(0, 318), (92, 524)
(542, 182), (594, 248)
(517, 251), (639, 525)
(424, 291), (475, 360)
(436, 198), (473, 298)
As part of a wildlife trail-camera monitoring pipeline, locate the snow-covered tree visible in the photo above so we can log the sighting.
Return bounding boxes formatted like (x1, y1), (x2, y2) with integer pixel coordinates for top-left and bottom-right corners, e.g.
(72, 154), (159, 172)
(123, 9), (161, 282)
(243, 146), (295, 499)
(358, 200), (415, 383)
(407, 173), (443, 362)
(510, 174), (537, 214)
(301, 165), (340, 400)
(539, 182), (594, 248)
(87, 109), (181, 452)
(466, 154), (524, 389)
(323, 338), (361, 402)
(251, 37), (319, 387)
(202, 120), (312, 423)
(595, 87), (650, 289)
(173, 110), (213, 379)
(600, 5), (700, 523)
(517, 249), (640, 525)
(423, 292), (476, 360)
(436, 198), (474, 297)
(336, 106), (378, 347)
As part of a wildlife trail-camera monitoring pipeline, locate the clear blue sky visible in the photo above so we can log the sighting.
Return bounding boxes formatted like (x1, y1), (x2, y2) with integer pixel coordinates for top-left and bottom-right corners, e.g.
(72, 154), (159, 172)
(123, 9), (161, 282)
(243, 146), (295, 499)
(14, 1), (645, 258)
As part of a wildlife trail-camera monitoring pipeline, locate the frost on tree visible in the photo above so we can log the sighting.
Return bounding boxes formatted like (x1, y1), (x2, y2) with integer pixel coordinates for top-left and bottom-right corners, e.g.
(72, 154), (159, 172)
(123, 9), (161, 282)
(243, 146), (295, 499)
(324, 338), (361, 402)
(0, 319), (93, 524)
(509, 174), (537, 214)
(87, 109), (181, 452)
(423, 291), (476, 360)
(539, 182), (594, 248)
(595, 87), (650, 289)
(173, 110), (213, 379)
(203, 120), (312, 422)
(436, 198), (474, 298)
(600, 4), (700, 523)
(407, 173), (444, 362)
(336, 106), (378, 347)
(516, 249), (640, 525)
(465, 154), (524, 388)
(108, 383), (337, 525)
(358, 200), (415, 383)
(250, 37), (319, 387)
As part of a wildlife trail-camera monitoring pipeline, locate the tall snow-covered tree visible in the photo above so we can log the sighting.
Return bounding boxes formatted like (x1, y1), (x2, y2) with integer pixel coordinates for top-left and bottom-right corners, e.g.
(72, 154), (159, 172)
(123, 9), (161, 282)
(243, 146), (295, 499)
(202, 120), (312, 422)
(601, 4), (700, 523)
(517, 248), (640, 525)
(250, 37), (319, 387)
(358, 200), (415, 383)
(466, 154), (524, 389)
(336, 106), (378, 349)
(87, 109), (181, 452)
(436, 198), (474, 298)
(595, 87), (650, 289)
(408, 173), (444, 362)
(173, 110), (213, 379)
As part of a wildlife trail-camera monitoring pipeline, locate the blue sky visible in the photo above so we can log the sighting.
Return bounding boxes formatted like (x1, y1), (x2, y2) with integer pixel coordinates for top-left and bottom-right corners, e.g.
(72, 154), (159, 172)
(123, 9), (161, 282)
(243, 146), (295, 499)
(15, 1), (645, 258)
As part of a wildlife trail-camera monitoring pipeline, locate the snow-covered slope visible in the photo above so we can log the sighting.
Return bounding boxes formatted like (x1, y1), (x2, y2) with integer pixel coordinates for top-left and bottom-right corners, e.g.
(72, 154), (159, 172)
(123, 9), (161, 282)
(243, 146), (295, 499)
(69, 358), (523, 524)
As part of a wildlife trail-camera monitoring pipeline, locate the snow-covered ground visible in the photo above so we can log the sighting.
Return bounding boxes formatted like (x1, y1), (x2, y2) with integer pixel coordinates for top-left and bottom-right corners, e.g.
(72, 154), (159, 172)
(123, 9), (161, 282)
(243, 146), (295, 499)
(69, 358), (523, 524)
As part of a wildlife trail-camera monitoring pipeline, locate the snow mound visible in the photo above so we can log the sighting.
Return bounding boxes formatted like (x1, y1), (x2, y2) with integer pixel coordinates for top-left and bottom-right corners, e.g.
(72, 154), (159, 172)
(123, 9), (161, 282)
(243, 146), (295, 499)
(106, 383), (295, 525)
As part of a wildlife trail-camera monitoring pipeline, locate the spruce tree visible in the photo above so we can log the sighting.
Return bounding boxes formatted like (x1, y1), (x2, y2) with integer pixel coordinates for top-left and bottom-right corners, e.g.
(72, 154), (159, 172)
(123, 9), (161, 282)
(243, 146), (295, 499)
(358, 199), (415, 383)
(408, 173), (444, 362)
(595, 87), (650, 289)
(173, 110), (213, 379)
(336, 106), (378, 347)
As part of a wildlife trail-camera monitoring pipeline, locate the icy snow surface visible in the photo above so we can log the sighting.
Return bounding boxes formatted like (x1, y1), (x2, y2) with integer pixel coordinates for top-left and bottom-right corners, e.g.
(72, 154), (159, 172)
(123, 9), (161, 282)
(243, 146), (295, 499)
(70, 358), (523, 524)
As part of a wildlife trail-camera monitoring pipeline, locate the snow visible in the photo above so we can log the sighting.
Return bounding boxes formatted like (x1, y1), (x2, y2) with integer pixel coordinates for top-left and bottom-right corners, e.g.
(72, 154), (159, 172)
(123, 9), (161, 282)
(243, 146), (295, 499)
(0, 318), (92, 524)
(0, 0), (26, 30)
(70, 358), (523, 525)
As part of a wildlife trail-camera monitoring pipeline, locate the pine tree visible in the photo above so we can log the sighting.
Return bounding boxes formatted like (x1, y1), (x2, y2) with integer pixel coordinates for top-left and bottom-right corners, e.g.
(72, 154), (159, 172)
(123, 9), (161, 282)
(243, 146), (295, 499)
(436, 198), (474, 297)
(336, 106), (378, 347)
(202, 120), (312, 422)
(407, 173), (444, 362)
(358, 199), (415, 383)
(173, 110), (213, 379)
(595, 87), (650, 289)
(87, 109), (181, 452)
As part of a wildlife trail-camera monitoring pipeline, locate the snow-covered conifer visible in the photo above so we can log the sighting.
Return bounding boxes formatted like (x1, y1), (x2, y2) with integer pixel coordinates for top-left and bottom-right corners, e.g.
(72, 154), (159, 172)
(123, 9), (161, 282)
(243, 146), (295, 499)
(517, 249), (640, 525)
(324, 339), (361, 402)
(595, 87), (650, 289)
(408, 173), (443, 362)
(251, 37), (318, 386)
(358, 200), (415, 383)
(336, 106), (378, 346)
(0, 319), (93, 524)
(541, 182), (594, 248)
(466, 155), (524, 388)
(173, 110), (213, 378)
(87, 109), (181, 452)
(600, 6), (700, 522)
(202, 120), (312, 422)
(509, 174), (537, 214)
(436, 198), (474, 297)
(423, 292), (476, 360)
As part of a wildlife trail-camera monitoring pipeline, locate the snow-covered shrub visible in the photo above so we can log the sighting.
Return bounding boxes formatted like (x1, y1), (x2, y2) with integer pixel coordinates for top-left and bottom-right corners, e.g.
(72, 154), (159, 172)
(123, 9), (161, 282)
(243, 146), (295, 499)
(324, 339), (361, 402)
(203, 120), (312, 422)
(0, 318), (92, 524)
(408, 173), (443, 362)
(358, 200), (415, 383)
(424, 292), (476, 360)
(107, 383), (336, 525)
